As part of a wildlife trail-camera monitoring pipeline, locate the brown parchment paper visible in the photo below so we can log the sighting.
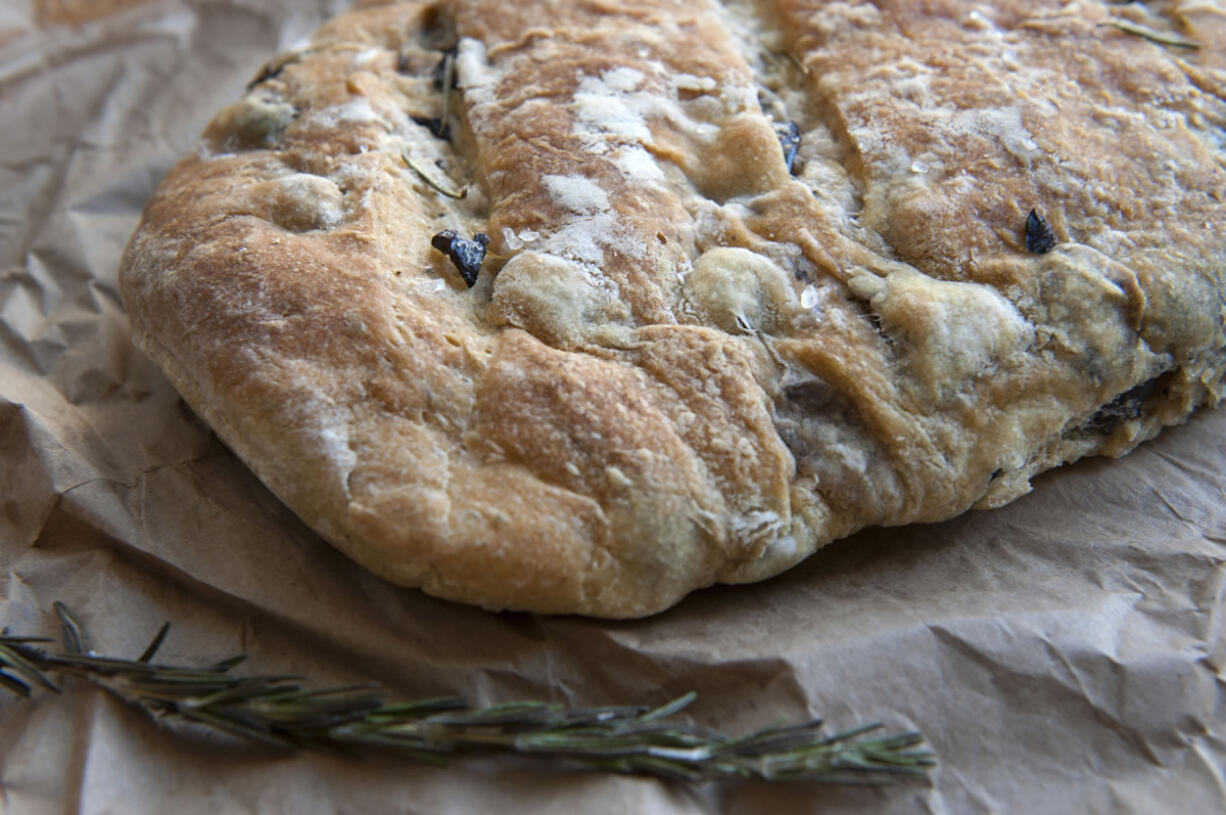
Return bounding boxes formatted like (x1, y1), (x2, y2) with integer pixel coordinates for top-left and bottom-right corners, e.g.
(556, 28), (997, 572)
(1, 2), (1224, 813)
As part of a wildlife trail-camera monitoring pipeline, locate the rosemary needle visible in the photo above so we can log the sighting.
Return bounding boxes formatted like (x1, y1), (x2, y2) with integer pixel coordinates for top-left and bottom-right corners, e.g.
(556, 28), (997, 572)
(1100, 19), (1200, 50)
(0, 606), (935, 784)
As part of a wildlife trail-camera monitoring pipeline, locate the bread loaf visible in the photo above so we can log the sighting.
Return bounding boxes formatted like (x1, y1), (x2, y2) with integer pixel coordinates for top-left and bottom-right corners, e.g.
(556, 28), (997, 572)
(119, 0), (1226, 616)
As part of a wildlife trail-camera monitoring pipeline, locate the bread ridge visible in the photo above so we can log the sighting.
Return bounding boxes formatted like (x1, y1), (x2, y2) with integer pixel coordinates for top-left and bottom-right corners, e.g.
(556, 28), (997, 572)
(120, 0), (1226, 616)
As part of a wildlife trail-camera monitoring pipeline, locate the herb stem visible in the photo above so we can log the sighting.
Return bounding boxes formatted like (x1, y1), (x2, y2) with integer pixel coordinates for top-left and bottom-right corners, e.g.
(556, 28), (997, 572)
(0, 607), (935, 784)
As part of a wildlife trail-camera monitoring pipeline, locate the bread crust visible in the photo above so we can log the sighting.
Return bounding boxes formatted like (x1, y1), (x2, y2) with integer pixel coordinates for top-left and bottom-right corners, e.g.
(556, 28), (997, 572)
(120, 0), (1226, 616)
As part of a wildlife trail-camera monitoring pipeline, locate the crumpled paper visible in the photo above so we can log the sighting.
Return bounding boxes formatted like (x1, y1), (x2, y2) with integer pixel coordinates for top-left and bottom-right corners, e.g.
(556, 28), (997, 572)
(1, 2), (1223, 813)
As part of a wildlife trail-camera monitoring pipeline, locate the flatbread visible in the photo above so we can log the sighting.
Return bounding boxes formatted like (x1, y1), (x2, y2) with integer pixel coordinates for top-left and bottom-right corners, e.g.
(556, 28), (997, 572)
(118, 0), (1226, 617)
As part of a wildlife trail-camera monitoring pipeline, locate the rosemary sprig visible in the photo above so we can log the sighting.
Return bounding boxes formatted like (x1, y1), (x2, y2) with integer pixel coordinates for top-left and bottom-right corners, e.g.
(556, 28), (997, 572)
(0, 607), (935, 784)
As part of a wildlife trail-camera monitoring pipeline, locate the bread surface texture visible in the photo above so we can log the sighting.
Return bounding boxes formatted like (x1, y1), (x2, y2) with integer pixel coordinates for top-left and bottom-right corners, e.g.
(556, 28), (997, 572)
(120, 0), (1226, 616)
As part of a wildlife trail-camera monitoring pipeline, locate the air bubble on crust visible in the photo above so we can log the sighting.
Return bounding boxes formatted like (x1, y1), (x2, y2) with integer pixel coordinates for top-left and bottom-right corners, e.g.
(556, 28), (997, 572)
(201, 94), (296, 153)
(686, 247), (798, 334)
(491, 251), (630, 347)
(249, 173), (347, 232)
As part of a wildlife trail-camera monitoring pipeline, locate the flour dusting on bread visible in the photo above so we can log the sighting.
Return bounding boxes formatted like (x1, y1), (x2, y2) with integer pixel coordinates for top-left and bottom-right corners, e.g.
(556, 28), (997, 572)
(120, 0), (1226, 616)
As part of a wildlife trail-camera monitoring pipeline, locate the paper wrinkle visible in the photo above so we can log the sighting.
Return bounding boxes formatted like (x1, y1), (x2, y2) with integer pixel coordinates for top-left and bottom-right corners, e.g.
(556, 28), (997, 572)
(1191, 735), (1226, 800)
(1, 1), (1225, 813)
(0, 691), (95, 815)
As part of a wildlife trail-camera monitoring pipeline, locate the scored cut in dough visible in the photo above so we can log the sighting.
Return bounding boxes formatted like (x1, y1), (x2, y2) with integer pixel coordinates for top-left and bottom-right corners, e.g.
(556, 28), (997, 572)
(119, 0), (1226, 617)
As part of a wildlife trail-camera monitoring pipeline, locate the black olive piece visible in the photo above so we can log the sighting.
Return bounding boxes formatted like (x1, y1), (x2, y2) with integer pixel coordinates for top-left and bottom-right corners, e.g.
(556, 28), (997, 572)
(246, 52), (301, 91)
(247, 64), (281, 90)
(396, 46), (414, 75)
(246, 58), (290, 90)
(1084, 377), (1160, 434)
(1025, 209), (1057, 254)
(776, 121), (801, 175)
(431, 229), (489, 288)
(411, 115), (451, 141)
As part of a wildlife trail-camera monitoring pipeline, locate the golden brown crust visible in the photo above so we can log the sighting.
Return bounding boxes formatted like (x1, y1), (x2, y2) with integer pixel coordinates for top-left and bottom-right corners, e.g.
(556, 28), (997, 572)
(120, 0), (1226, 616)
